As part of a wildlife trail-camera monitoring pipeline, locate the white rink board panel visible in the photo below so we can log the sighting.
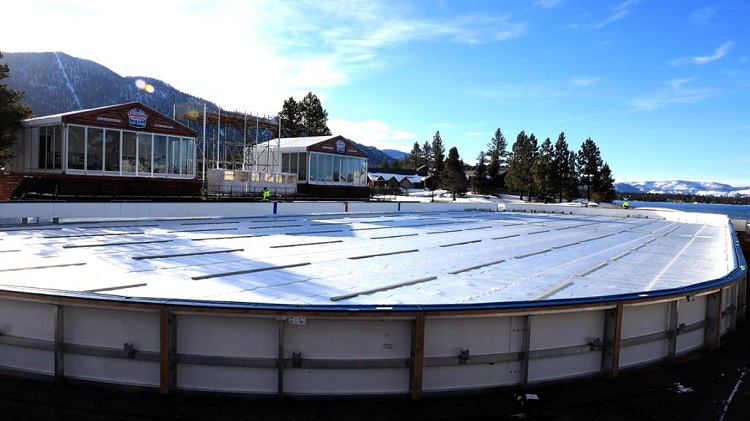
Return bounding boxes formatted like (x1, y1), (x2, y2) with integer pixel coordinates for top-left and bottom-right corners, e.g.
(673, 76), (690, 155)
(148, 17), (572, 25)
(283, 319), (412, 360)
(680, 295), (708, 326)
(423, 362), (522, 392)
(283, 368), (410, 395)
(0, 345), (54, 376)
(423, 316), (519, 358)
(64, 307), (160, 351)
(676, 329), (705, 355)
(621, 302), (671, 340)
(619, 339), (669, 369)
(528, 352), (603, 383)
(64, 354), (159, 386)
(529, 311), (606, 350)
(0, 298), (56, 340)
(721, 286), (736, 334)
(175, 314), (279, 357)
(177, 365), (278, 394)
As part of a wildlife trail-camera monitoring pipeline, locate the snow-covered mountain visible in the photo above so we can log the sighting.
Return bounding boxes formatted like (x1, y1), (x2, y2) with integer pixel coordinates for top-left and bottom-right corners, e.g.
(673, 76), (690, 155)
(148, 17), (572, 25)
(382, 149), (409, 161)
(615, 180), (750, 197)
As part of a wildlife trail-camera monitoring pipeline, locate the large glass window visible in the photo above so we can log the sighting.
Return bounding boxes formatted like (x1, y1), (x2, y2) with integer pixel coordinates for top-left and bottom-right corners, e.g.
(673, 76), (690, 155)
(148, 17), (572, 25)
(153, 135), (167, 173)
(298, 152), (307, 181)
(307, 152), (366, 186)
(182, 138), (193, 175)
(62, 124), (194, 177)
(68, 126), (85, 170)
(38, 125), (57, 170)
(309, 153), (319, 182)
(333, 155), (341, 182)
(282, 152), (305, 180)
(138, 133), (152, 174)
(87, 128), (103, 171)
(104, 129), (121, 172)
(53, 125), (62, 168)
(281, 153), (290, 173)
(168, 136), (180, 174)
(122, 131), (137, 173)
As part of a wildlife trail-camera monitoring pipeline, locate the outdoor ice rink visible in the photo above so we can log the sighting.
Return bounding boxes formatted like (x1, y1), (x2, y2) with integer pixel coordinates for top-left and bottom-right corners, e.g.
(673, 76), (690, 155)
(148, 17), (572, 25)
(0, 209), (733, 306)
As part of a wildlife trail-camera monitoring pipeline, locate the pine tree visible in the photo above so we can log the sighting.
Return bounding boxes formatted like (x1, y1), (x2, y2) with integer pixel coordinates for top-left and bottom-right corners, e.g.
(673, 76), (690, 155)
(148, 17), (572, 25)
(408, 141), (422, 170)
(299, 92), (331, 136)
(534, 138), (554, 203)
(422, 140), (433, 168)
(0, 53), (34, 169)
(551, 132), (575, 203)
(594, 162), (616, 203)
(440, 146), (468, 200)
(505, 131), (538, 201)
(472, 150), (488, 194)
(576, 138), (603, 201)
(431, 131), (445, 188)
(277, 96), (303, 138)
(486, 128), (507, 191)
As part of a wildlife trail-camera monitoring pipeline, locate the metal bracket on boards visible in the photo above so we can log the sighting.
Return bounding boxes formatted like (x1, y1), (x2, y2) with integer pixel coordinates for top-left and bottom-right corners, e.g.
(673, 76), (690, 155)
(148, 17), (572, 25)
(458, 349), (470, 364)
(288, 316), (306, 325)
(292, 352), (303, 368)
(124, 343), (136, 359)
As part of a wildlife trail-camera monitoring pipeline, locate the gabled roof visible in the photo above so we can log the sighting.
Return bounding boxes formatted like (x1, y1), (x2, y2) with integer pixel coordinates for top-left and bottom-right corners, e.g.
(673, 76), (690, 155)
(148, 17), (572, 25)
(22, 102), (197, 137)
(273, 135), (369, 158)
(276, 136), (335, 149)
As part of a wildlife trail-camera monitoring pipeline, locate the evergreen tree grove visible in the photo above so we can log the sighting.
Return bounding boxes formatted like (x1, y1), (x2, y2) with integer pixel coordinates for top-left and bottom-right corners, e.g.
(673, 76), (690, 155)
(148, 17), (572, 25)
(277, 92), (331, 138)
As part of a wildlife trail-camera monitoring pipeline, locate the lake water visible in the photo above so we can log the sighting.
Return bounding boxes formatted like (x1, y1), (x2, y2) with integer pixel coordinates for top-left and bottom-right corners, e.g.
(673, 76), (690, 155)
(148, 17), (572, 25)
(613, 200), (750, 220)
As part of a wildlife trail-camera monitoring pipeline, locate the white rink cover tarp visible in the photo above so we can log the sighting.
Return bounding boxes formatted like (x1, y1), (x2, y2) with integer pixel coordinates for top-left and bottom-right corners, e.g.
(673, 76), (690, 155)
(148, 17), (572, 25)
(0, 210), (735, 306)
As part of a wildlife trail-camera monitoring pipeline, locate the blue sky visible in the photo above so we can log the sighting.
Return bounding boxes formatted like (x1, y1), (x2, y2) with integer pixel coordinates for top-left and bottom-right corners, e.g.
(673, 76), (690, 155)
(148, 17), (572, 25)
(4, 1), (750, 185)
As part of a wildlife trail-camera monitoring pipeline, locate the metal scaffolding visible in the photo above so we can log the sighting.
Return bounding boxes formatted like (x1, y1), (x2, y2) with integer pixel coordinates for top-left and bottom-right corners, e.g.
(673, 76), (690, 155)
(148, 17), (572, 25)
(174, 102), (280, 181)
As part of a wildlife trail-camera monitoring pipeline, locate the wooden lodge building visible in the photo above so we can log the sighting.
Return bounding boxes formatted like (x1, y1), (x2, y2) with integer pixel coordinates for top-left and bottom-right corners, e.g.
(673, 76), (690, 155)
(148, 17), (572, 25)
(2, 102), (202, 201)
(205, 135), (371, 200)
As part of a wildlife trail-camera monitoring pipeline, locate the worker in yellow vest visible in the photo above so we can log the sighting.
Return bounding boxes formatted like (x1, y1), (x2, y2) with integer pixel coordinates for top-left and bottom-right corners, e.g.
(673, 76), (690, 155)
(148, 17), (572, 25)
(262, 187), (270, 201)
(623, 199), (629, 209)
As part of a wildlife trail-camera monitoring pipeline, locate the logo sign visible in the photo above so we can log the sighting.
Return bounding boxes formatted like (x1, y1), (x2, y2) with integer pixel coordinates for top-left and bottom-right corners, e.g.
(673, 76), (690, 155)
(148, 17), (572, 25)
(335, 139), (346, 153)
(127, 108), (148, 129)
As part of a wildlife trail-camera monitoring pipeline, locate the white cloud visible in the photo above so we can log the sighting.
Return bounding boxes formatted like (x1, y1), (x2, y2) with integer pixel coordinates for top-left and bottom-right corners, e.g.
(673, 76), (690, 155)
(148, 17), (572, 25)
(328, 118), (418, 151)
(692, 41), (734, 65)
(689, 7), (715, 24)
(534, 0), (563, 9)
(570, 77), (599, 87)
(671, 41), (734, 66)
(571, 0), (638, 30)
(629, 78), (716, 112)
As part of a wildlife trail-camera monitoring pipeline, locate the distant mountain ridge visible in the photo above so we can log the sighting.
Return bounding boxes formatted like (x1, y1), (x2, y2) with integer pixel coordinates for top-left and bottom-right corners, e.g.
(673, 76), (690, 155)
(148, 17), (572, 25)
(1, 52), (212, 117)
(615, 180), (750, 197)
